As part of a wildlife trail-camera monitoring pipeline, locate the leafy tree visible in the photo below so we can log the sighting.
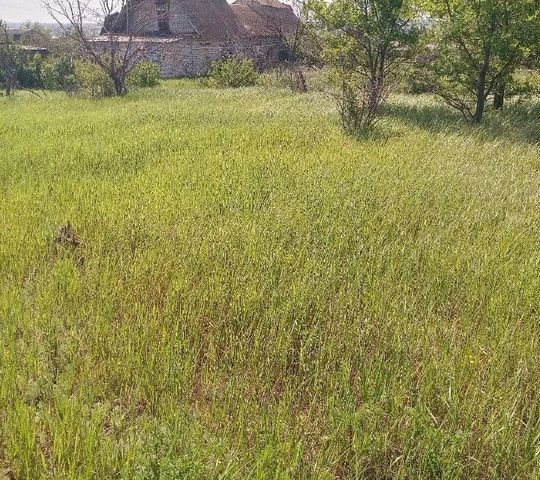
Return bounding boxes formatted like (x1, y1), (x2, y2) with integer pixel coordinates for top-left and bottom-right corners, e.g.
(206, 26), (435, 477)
(0, 20), (21, 96)
(307, 0), (419, 134)
(41, 57), (77, 91)
(423, 0), (540, 121)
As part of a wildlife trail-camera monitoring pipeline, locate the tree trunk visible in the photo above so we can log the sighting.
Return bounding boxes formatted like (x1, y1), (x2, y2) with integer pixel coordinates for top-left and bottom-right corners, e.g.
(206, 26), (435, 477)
(473, 51), (491, 123)
(5, 73), (13, 96)
(113, 76), (125, 96)
(292, 66), (307, 93)
(473, 89), (486, 123)
(493, 83), (505, 110)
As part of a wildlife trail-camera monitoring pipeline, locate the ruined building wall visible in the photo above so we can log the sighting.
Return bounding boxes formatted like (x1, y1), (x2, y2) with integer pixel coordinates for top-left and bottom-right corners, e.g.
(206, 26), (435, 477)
(97, 0), (294, 78)
(120, 36), (286, 78)
(142, 39), (224, 77)
(131, 0), (159, 34)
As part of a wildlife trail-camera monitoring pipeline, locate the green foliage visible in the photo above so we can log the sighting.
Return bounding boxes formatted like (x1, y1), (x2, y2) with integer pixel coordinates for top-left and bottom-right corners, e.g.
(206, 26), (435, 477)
(0, 47), (76, 93)
(421, 0), (540, 121)
(0, 43), (25, 93)
(205, 56), (259, 88)
(73, 60), (115, 98)
(307, 0), (419, 133)
(510, 68), (540, 97)
(259, 67), (309, 93)
(128, 61), (161, 89)
(331, 68), (383, 135)
(2, 83), (540, 479)
(41, 57), (76, 91)
(15, 54), (42, 89)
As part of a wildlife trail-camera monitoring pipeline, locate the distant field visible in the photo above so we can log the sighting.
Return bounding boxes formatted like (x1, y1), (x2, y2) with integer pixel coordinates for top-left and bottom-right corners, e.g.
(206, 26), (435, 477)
(2, 82), (540, 479)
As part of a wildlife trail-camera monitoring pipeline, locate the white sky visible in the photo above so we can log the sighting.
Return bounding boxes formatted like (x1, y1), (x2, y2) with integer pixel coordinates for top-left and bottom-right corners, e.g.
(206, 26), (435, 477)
(0, 0), (51, 22)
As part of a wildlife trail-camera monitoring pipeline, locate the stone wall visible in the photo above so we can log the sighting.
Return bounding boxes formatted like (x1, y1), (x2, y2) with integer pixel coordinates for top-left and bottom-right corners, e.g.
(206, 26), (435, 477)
(133, 37), (286, 78)
(93, 35), (288, 79)
(136, 38), (224, 77)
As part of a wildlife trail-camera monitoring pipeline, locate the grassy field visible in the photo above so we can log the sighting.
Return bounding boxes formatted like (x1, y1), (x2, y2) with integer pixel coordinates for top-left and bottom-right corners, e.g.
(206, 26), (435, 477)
(1, 82), (540, 479)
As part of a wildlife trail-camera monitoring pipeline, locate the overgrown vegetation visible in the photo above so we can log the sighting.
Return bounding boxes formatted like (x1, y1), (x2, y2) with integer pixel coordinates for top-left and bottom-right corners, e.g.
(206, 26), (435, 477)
(2, 0), (540, 475)
(3, 0), (540, 132)
(2, 82), (540, 479)
(308, 0), (419, 134)
(421, 0), (540, 122)
(206, 57), (260, 88)
(128, 61), (161, 89)
(73, 60), (116, 98)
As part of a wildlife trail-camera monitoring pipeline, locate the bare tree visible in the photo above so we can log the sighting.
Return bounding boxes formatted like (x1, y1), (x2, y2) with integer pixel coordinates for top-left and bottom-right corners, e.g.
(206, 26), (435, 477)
(254, 0), (310, 91)
(42, 0), (148, 95)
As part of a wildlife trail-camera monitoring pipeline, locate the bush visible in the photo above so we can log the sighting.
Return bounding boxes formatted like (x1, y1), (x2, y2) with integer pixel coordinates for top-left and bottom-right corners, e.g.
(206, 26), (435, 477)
(41, 57), (76, 91)
(0, 48), (77, 93)
(74, 61), (115, 98)
(259, 67), (308, 92)
(0, 46), (37, 92)
(128, 61), (161, 89)
(399, 65), (435, 95)
(206, 57), (259, 88)
(329, 69), (384, 136)
(507, 69), (540, 98)
(17, 54), (43, 89)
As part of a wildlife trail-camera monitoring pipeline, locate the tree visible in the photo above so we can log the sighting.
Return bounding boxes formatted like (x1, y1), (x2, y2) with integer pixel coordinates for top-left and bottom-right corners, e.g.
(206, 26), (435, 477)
(252, 0), (311, 91)
(423, 0), (539, 122)
(14, 22), (56, 50)
(43, 0), (148, 96)
(0, 20), (20, 96)
(307, 0), (419, 134)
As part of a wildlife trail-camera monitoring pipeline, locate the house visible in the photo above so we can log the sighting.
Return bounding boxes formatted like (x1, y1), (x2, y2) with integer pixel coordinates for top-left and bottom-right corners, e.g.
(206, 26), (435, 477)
(232, 0), (300, 64)
(96, 0), (299, 78)
(231, 0), (299, 39)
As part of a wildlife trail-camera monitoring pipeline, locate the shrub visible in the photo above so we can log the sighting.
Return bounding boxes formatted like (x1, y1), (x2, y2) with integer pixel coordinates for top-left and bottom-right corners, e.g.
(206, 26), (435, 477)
(0, 49), (77, 93)
(74, 61), (115, 98)
(41, 57), (76, 91)
(259, 67), (308, 92)
(128, 61), (161, 89)
(17, 54), (43, 89)
(0, 46), (37, 92)
(328, 69), (385, 136)
(507, 69), (540, 98)
(206, 57), (259, 88)
(399, 65), (435, 95)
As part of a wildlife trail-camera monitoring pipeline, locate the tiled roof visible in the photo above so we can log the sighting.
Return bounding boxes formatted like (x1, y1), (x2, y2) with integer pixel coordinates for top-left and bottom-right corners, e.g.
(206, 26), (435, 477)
(103, 0), (248, 40)
(231, 0), (299, 38)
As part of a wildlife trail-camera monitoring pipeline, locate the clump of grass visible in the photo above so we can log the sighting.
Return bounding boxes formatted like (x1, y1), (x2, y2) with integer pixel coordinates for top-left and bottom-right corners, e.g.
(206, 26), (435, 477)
(1, 83), (540, 479)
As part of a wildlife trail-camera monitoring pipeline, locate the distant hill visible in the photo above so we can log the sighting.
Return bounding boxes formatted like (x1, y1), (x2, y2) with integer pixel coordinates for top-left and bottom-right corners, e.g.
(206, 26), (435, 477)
(5, 21), (100, 37)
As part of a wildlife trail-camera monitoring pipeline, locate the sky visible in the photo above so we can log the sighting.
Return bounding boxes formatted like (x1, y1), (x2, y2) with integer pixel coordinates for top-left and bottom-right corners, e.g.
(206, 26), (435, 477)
(1, 0), (56, 22)
(0, 0), (51, 22)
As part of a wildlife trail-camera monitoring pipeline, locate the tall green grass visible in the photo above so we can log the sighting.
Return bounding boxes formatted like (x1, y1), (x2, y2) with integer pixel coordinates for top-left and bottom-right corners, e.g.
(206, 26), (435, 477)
(1, 83), (540, 479)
